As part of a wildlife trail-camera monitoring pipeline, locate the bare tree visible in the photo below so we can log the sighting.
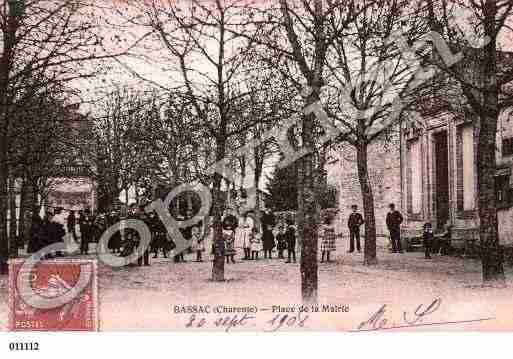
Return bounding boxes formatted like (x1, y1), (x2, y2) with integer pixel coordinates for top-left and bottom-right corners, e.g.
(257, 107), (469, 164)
(242, 0), (374, 302)
(426, 0), (513, 283)
(118, 0), (276, 281)
(229, 66), (295, 213)
(0, 0), (125, 273)
(321, 0), (430, 264)
(93, 86), (161, 211)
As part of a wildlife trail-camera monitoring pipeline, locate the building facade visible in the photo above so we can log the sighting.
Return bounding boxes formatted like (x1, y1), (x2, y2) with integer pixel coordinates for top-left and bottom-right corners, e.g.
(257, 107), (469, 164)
(325, 132), (402, 237)
(44, 103), (97, 213)
(399, 48), (513, 248)
(327, 49), (513, 249)
(401, 109), (513, 248)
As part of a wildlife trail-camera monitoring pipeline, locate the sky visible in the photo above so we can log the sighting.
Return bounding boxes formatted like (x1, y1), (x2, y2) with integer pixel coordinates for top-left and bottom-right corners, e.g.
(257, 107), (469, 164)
(67, 0), (513, 204)
(76, 1), (513, 109)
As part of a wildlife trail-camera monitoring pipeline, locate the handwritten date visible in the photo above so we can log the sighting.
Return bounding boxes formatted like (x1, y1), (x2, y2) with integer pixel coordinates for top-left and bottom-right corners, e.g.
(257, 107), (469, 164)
(186, 312), (309, 332)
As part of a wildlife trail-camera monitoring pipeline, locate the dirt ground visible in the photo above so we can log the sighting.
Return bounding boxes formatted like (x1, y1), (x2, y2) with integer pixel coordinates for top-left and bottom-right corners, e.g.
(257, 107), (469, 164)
(1, 237), (513, 331)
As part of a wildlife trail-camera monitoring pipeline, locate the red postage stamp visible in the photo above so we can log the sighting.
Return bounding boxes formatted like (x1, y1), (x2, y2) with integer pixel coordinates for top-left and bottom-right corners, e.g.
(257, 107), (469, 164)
(8, 258), (98, 331)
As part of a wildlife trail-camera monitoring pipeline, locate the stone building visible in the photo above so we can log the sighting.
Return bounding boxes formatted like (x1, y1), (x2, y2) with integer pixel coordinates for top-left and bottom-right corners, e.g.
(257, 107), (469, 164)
(43, 103), (97, 213)
(325, 130), (402, 237)
(400, 105), (513, 248)
(399, 48), (513, 249)
(326, 48), (513, 248)
(47, 105), (96, 212)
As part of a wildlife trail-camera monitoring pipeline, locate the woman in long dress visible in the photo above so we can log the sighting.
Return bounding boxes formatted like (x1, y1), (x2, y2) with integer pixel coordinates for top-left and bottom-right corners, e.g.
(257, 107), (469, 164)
(261, 209), (276, 259)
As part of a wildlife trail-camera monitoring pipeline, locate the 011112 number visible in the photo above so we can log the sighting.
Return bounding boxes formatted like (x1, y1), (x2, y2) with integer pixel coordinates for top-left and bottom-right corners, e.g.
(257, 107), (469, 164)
(9, 342), (39, 351)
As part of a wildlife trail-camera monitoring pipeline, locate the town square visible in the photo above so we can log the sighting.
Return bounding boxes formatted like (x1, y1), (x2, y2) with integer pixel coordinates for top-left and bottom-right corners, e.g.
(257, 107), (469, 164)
(0, 0), (513, 333)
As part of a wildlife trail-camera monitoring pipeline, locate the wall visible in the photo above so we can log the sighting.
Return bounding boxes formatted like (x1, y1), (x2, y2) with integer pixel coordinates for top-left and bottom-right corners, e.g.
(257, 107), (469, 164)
(325, 131), (402, 237)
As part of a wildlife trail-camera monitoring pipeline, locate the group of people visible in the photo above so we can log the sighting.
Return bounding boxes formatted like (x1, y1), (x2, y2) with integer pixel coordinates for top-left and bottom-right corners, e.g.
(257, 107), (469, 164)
(27, 208), (67, 257)
(25, 204), (347, 265)
(27, 206), (154, 264)
(348, 202), (409, 255)
(350, 202), (453, 259)
(28, 207), (94, 256)
(130, 206), (340, 265)
(27, 200), (451, 265)
(421, 221), (452, 259)
(219, 209), (299, 264)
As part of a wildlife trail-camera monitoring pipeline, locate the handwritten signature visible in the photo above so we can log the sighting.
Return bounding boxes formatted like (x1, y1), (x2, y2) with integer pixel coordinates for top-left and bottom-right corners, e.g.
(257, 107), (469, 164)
(356, 298), (494, 331)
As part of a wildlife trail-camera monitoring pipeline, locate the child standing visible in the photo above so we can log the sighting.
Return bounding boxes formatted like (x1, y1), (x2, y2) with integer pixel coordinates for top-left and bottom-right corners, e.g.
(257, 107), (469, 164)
(223, 229), (236, 264)
(250, 228), (262, 260)
(191, 224), (205, 262)
(239, 212), (254, 260)
(276, 225), (287, 259)
(423, 222), (434, 259)
(320, 217), (336, 263)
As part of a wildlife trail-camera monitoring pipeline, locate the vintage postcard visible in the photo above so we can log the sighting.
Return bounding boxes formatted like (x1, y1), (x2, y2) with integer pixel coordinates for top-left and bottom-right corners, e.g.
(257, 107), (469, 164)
(0, 0), (513, 337)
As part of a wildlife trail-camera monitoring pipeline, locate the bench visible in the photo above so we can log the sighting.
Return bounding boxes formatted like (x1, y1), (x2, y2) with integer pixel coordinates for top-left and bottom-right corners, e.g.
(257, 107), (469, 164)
(402, 227), (479, 256)
(402, 230), (423, 252)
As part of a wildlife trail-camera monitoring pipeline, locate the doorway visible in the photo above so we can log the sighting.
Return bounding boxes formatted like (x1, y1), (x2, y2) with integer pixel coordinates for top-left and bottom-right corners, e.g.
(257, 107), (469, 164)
(434, 131), (450, 229)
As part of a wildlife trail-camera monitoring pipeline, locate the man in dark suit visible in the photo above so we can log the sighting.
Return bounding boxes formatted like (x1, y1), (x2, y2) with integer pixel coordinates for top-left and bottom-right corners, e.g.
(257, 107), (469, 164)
(78, 209), (94, 255)
(261, 209), (276, 259)
(386, 203), (404, 253)
(149, 211), (167, 258)
(285, 221), (296, 263)
(347, 205), (364, 253)
(67, 210), (77, 243)
(136, 206), (151, 266)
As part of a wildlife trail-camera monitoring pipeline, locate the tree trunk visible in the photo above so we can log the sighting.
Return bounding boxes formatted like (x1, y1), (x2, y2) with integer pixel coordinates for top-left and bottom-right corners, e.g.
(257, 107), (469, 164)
(254, 151), (262, 212)
(0, 0), (19, 274)
(211, 138), (226, 282)
(298, 95), (320, 303)
(0, 151), (8, 274)
(477, 114), (505, 283)
(19, 179), (35, 246)
(356, 140), (378, 265)
(476, 3), (505, 283)
(239, 154), (246, 192)
(8, 174), (17, 256)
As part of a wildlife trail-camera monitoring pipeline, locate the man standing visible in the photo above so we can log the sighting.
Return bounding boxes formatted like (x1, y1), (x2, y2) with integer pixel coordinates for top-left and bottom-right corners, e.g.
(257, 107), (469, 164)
(347, 205), (364, 253)
(285, 221), (296, 263)
(137, 205), (151, 266)
(261, 208), (276, 259)
(78, 209), (93, 255)
(386, 203), (403, 253)
(149, 211), (167, 258)
(67, 210), (77, 243)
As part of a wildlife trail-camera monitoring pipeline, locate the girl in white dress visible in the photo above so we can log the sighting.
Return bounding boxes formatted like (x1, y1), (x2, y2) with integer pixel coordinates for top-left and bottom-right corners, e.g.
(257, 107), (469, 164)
(239, 212), (254, 260)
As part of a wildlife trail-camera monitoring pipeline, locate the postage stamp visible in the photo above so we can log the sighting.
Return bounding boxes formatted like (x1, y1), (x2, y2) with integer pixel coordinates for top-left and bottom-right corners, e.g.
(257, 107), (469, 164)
(8, 259), (98, 331)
